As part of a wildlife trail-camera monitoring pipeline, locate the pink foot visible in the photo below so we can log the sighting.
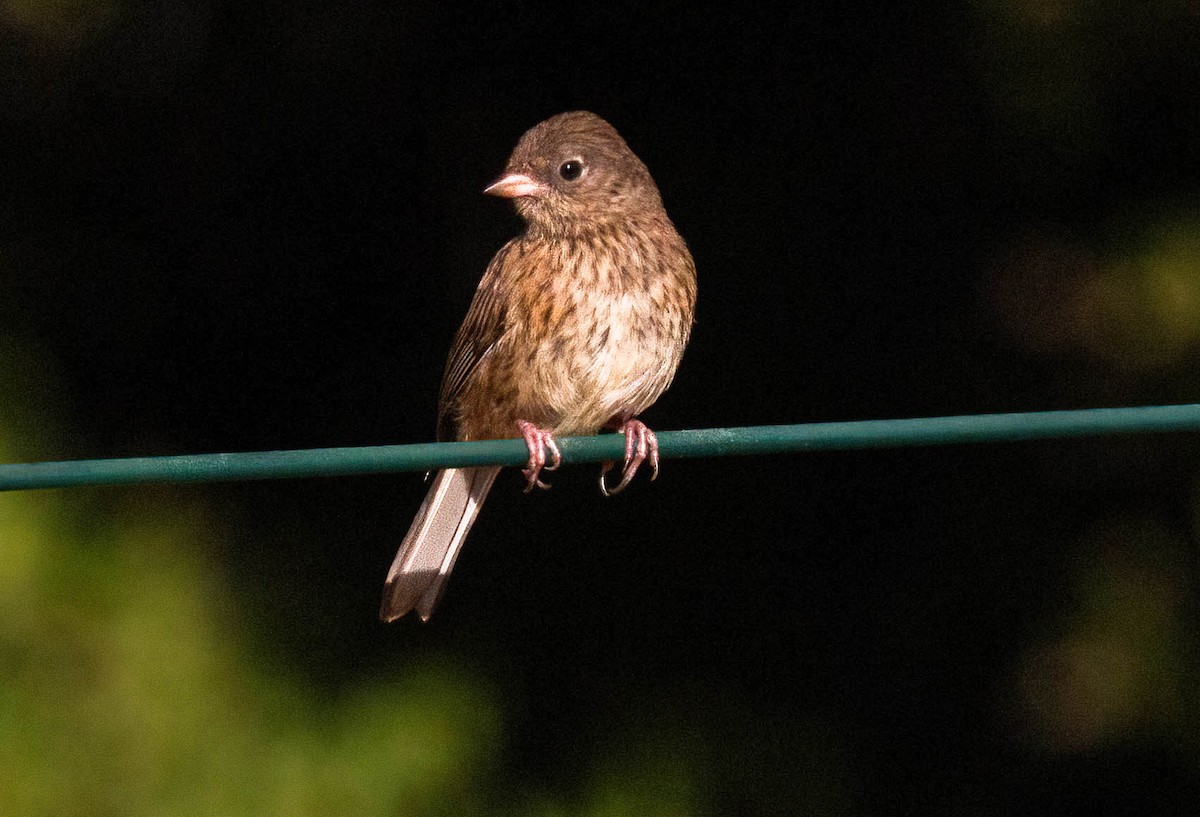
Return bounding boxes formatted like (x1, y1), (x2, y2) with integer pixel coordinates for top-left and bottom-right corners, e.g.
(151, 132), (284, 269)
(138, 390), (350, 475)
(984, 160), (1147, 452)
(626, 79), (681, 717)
(599, 419), (659, 496)
(518, 420), (561, 492)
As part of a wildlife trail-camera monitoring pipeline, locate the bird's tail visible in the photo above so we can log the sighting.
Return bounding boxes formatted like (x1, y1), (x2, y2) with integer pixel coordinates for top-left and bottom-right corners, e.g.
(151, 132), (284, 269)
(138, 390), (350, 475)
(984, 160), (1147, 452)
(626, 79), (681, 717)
(379, 466), (501, 622)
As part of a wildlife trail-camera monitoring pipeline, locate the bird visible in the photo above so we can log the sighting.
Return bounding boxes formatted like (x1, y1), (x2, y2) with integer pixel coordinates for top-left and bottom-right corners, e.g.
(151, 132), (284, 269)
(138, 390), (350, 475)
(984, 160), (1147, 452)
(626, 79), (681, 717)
(380, 111), (697, 622)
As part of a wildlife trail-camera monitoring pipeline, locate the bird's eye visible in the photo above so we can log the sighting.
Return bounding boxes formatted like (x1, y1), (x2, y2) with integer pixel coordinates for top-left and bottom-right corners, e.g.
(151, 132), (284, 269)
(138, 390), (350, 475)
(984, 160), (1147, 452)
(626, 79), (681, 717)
(558, 159), (584, 181)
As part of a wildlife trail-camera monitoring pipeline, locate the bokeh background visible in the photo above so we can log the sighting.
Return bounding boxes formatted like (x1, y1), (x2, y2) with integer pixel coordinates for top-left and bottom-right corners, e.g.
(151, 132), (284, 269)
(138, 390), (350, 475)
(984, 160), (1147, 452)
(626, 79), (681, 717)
(3, 2), (1200, 814)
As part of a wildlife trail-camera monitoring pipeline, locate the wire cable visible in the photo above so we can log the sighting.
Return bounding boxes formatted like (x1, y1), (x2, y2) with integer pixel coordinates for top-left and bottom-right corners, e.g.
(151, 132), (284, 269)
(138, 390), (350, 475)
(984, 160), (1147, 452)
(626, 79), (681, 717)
(3, 404), (1200, 492)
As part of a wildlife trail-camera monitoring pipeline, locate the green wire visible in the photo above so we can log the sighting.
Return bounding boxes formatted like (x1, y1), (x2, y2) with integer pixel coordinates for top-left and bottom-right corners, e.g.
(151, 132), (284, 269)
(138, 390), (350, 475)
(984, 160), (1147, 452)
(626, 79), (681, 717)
(3, 404), (1200, 492)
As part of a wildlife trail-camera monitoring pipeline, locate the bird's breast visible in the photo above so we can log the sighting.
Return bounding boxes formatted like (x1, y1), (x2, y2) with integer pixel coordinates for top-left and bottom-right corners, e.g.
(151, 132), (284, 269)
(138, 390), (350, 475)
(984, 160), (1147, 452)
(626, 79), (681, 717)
(506, 236), (691, 435)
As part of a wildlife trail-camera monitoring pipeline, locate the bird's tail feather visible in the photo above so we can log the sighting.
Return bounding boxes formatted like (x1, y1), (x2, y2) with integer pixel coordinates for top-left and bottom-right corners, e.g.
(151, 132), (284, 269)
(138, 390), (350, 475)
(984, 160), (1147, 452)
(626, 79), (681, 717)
(379, 466), (501, 622)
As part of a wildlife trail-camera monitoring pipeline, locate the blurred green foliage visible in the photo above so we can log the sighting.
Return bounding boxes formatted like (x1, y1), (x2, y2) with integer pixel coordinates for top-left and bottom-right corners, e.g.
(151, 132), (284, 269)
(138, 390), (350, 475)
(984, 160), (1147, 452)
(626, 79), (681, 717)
(1014, 515), (1200, 757)
(0, 345), (496, 817)
(986, 213), (1200, 375)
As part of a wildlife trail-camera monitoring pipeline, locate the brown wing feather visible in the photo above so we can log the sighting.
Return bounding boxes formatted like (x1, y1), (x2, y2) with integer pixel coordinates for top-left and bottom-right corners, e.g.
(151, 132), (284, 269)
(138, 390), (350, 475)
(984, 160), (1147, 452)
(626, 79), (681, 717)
(436, 242), (514, 441)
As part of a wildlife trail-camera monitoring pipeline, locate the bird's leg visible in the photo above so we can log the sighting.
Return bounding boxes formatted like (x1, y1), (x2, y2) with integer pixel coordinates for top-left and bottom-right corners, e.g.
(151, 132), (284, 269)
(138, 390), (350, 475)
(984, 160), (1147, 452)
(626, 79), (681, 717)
(599, 418), (659, 496)
(517, 419), (561, 492)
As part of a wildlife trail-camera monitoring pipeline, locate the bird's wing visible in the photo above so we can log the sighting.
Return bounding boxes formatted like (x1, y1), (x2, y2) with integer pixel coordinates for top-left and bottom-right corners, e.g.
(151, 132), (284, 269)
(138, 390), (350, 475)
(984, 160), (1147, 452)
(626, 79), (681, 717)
(436, 242), (514, 440)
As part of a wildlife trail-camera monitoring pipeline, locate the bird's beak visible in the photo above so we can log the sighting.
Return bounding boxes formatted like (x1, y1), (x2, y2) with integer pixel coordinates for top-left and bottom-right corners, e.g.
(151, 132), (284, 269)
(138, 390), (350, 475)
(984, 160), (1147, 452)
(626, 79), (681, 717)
(483, 173), (546, 199)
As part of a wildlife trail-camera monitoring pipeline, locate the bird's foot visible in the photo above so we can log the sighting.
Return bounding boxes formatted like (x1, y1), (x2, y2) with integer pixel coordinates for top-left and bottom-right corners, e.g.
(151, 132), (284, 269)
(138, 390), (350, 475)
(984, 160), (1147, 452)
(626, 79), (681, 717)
(518, 420), (561, 492)
(599, 419), (659, 496)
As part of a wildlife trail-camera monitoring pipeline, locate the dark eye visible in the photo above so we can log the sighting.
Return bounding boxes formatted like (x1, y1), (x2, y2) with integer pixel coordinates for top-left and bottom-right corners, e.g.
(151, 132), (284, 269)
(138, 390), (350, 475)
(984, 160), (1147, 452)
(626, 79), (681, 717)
(558, 159), (583, 181)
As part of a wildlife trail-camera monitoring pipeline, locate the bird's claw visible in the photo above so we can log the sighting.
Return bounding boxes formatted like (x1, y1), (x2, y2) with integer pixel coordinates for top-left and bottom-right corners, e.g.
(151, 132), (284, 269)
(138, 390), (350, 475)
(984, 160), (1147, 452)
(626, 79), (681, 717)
(599, 419), (658, 496)
(518, 420), (560, 492)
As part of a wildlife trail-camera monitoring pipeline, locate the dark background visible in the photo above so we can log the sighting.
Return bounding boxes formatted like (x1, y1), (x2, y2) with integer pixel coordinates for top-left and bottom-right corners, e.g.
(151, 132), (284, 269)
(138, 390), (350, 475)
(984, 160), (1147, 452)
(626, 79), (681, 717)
(4, 2), (1200, 814)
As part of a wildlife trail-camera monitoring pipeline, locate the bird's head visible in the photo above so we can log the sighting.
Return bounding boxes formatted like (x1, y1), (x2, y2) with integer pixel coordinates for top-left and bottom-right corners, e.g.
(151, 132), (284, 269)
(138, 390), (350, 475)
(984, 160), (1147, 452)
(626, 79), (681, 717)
(484, 111), (663, 236)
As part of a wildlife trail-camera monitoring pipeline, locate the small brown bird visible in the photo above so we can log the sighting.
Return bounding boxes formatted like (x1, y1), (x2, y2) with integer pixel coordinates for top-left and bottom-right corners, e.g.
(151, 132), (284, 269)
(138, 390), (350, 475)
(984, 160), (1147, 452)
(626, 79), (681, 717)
(380, 111), (697, 622)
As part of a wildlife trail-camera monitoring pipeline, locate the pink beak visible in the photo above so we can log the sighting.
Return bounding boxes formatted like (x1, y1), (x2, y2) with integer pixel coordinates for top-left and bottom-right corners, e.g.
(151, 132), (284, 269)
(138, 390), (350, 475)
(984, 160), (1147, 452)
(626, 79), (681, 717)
(483, 173), (546, 199)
